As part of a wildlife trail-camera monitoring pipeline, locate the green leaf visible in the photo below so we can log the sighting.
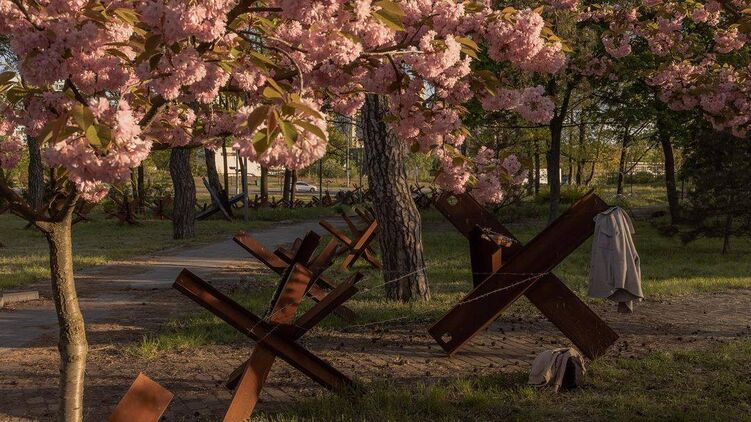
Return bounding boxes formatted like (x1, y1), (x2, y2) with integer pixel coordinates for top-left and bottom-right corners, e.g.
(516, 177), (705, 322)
(373, 10), (405, 31)
(84, 125), (101, 147)
(246, 105), (269, 134)
(295, 120), (326, 141)
(455, 37), (479, 51)
(279, 121), (298, 146)
(71, 104), (95, 131)
(375, 0), (406, 17)
(288, 101), (323, 119)
(263, 86), (284, 100)
(113, 8), (139, 25)
(0, 71), (16, 85)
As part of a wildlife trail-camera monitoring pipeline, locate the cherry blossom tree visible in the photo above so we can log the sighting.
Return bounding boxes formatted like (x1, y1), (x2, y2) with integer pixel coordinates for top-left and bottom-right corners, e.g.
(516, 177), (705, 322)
(578, 0), (751, 222)
(0, 0), (569, 418)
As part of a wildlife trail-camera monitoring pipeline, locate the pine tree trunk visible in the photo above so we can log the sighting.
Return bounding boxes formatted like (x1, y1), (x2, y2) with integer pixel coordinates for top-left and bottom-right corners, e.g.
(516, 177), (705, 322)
(362, 94), (429, 301)
(27, 135), (45, 210)
(170, 147), (196, 239)
(260, 166), (269, 202)
(42, 214), (88, 422)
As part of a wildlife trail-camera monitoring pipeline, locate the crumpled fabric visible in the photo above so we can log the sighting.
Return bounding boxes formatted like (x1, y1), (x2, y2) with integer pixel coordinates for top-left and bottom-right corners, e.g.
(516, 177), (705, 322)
(528, 347), (586, 392)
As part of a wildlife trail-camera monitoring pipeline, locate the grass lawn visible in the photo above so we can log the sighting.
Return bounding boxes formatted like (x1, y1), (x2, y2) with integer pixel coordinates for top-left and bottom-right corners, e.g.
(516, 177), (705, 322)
(253, 338), (751, 421)
(133, 208), (751, 353)
(0, 206), (340, 291)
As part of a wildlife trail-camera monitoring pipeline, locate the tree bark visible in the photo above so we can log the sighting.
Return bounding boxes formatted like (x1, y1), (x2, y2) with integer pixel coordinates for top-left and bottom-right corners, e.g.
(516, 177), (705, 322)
(722, 213), (732, 254)
(260, 166), (269, 202)
(575, 120), (586, 185)
(546, 80), (575, 223)
(282, 169), (291, 201)
(533, 141), (541, 195)
(170, 147), (196, 239)
(27, 135), (45, 210)
(204, 147), (229, 211)
(657, 124), (681, 224)
(136, 164), (145, 212)
(362, 94), (429, 301)
(616, 129), (629, 196)
(290, 169), (297, 202)
(42, 212), (87, 422)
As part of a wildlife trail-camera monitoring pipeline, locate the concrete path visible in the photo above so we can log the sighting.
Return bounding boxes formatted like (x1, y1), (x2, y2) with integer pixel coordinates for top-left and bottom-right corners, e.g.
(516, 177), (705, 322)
(0, 219), (334, 349)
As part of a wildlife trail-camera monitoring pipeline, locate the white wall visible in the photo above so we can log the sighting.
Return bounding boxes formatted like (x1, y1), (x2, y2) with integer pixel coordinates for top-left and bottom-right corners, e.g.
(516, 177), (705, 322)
(214, 149), (261, 177)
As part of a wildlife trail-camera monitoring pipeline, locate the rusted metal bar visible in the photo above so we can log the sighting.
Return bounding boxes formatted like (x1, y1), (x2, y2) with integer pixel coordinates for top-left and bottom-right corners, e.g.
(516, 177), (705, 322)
(224, 263), (312, 421)
(468, 226), (502, 288)
(108, 373), (173, 422)
(173, 269), (355, 392)
(430, 191), (618, 359)
(225, 272), (364, 392)
(320, 220), (380, 269)
(341, 220), (380, 269)
(233, 232), (288, 272)
(267, 232), (320, 313)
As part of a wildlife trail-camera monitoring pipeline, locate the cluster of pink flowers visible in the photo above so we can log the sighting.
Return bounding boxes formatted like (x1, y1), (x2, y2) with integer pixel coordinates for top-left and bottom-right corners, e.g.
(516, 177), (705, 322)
(0, 121), (22, 170)
(470, 147), (527, 204)
(588, 0), (751, 137)
(0, 0), (572, 203)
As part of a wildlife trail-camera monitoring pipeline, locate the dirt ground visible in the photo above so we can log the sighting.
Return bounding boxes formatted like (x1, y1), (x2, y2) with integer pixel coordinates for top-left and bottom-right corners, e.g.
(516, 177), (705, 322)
(1, 220), (751, 421)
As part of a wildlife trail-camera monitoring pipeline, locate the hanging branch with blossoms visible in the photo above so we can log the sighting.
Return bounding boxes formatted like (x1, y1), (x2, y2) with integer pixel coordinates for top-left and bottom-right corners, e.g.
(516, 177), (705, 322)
(0, 0), (571, 210)
(582, 0), (751, 138)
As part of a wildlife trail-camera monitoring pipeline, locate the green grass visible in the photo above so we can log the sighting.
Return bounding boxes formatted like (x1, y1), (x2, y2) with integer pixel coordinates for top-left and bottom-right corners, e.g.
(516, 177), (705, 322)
(252, 338), (751, 421)
(132, 213), (751, 354)
(0, 206), (340, 291)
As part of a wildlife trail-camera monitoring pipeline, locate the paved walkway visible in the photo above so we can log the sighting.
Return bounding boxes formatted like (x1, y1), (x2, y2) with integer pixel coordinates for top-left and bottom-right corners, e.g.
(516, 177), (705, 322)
(0, 220), (329, 349)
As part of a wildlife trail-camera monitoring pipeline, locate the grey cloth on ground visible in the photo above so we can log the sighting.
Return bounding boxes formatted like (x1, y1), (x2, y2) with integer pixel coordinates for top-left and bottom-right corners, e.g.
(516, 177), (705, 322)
(588, 206), (643, 309)
(528, 348), (586, 392)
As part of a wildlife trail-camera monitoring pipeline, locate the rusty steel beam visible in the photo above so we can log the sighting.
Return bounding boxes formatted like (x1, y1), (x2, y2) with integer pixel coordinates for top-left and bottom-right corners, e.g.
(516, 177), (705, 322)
(236, 231), (356, 321)
(430, 191), (618, 359)
(341, 220), (380, 269)
(225, 272), (364, 391)
(173, 269), (354, 393)
(319, 220), (381, 269)
(224, 263), (312, 421)
(275, 240), (358, 322)
(108, 373), (173, 422)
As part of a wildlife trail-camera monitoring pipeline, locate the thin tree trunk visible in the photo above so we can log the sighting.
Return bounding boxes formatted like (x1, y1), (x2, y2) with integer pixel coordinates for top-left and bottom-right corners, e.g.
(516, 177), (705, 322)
(362, 94), (429, 301)
(616, 130), (629, 196)
(546, 80), (575, 223)
(204, 147), (229, 212)
(585, 161), (595, 186)
(27, 135), (45, 210)
(290, 170), (297, 202)
(575, 120), (586, 185)
(260, 166), (269, 202)
(282, 169), (291, 201)
(658, 126), (681, 224)
(137, 164), (145, 212)
(41, 212), (87, 422)
(722, 214), (732, 254)
(533, 141), (541, 195)
(170, 147), (196, 239)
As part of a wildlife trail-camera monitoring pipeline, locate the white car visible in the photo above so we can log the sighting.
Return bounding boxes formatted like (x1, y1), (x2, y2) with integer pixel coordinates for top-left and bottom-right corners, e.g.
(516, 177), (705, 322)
(295, 181), (318, 192)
